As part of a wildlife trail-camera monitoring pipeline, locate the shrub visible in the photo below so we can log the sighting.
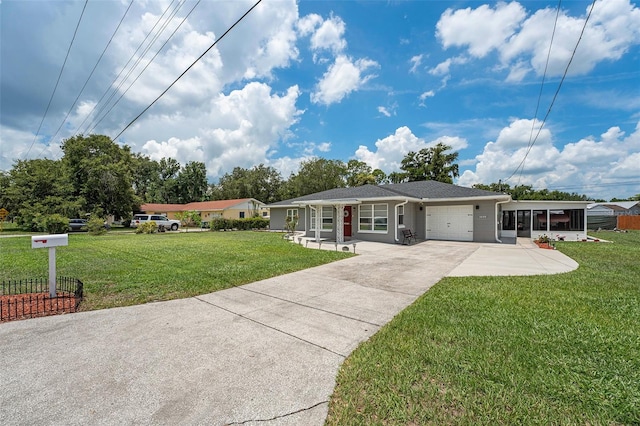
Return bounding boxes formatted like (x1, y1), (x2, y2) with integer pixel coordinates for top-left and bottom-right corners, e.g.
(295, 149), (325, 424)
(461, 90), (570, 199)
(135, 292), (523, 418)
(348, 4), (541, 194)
(43, 214), (70, 234)
(136, 221), (157, 234)
(210, 217), (269, 231)
(87, 217), (107, 235)
(209, 218), (227, 231)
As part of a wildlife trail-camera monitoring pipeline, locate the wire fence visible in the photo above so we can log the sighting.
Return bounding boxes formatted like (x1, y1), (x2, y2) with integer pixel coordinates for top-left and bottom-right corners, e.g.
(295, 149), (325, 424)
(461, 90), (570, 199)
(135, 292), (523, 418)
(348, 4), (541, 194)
(0, 277), (83, 322)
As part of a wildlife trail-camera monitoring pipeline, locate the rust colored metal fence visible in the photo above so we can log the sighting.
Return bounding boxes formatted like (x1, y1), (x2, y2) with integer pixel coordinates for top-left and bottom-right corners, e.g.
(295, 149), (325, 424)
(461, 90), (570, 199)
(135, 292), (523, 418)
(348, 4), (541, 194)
(0, 277), (83, 322)
(617, 215), (640, 230)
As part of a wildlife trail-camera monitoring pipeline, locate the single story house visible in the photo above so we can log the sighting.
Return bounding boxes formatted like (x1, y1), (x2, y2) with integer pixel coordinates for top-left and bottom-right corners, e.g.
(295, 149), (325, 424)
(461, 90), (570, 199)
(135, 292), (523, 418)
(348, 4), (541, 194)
(587, 201), (640, 216)
(139, 198), (268, 223)
(268, 181), (589, 244)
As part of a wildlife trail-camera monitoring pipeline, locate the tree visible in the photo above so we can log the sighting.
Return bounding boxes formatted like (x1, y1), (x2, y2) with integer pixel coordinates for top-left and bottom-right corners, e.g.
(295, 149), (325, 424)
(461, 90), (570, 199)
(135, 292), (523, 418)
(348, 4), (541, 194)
(400, 143), (459, 183)
(473, 182), (591, 201)
(4, 159), (80, 230)
(387, 171), (408, 184)
(176, 161), (208, 203)
(130, 153), (160, 203)
(214, 164), (284, 203)
(283, 158), (347, 198)
(345, 160), (376, 187)
(149, 157), (181, 203)
(61, 134), (138, 219)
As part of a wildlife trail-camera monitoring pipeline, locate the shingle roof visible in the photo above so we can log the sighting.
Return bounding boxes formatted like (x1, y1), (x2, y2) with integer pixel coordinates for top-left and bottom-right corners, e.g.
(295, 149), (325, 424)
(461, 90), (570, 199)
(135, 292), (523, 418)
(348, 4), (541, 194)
(268, 181), (507, 207)
(382, 180), (505, 199)
(267, 185), (401, 206)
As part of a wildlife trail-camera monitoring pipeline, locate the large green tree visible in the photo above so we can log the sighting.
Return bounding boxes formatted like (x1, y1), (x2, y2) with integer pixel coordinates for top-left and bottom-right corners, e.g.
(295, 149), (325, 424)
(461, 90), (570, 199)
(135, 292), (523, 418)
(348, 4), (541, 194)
(213, 164), (283, 203)
(400, 143), (459, 183)
(176, 161), (208, 203)
(61, 134), (138, 218)
(149, 157), (181, 203)
(4, 159), (80, 230)
(283, 158), (347, 198)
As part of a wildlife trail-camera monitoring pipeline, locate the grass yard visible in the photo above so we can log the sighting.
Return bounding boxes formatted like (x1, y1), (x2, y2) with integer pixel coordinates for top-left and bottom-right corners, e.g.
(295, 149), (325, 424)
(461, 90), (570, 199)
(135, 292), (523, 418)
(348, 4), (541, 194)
(326, 230), (640, 425)
(0, 231), (352, 311)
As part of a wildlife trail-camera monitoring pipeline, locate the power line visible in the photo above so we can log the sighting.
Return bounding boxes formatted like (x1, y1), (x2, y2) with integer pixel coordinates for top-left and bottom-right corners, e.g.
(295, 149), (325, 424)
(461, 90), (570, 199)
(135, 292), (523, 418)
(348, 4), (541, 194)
(24, 0), (89, 159)
(504, 0), (598, 184)
(87, 0), (199, 135)
(112, 0), (263, 141)
(84, 0), (187, 135)
(514, 0), (562, 186)
(72, 0), (179, 136)
(41, 0), (134, 158)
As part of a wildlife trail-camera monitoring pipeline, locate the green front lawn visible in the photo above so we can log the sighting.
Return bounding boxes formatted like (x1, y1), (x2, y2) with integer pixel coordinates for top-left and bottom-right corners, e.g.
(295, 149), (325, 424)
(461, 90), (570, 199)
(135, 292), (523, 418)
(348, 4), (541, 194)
(0, 231), (352, 311)
(327, 231), (640, 425)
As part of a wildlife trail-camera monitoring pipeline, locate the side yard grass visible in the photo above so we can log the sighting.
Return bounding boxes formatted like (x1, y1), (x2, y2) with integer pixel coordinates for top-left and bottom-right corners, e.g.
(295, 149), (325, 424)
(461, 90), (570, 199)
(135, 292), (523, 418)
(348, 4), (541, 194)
(326, 230), (640, 425)
(0, 231), (352, 311)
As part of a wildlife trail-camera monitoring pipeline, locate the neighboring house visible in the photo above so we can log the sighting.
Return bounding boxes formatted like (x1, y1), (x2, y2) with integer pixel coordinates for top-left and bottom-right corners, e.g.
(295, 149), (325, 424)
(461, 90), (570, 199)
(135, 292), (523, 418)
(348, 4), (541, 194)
(268, 181), (589, 244)
(587, 201), (640, 216)
(139, 198), (268, 223)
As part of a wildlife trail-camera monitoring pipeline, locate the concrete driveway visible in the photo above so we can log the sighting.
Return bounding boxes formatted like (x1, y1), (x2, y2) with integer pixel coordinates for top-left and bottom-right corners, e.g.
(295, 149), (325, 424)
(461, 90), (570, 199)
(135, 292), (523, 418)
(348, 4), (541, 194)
(0, 240), (578, 425)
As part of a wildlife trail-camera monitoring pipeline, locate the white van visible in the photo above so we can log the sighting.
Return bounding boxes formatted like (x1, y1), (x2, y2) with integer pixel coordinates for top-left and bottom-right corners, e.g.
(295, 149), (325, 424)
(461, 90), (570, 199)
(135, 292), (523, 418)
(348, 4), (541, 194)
(130, 214), (180, 231)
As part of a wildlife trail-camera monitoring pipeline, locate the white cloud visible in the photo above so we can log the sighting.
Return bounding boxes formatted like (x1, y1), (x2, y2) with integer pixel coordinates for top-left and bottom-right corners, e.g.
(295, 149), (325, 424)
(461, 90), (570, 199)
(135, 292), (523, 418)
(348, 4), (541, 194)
(378, 106), (391, 117)
(436, 2), (526, 58)
(435, 0), (640, 82)
(131, 82), (302, 179)
(429, 55), (468, 77)
(311, 55), (379, 105)
(354, 126), (467, 173)
(309, 14), (346, 53)
(418, 90), (435, 106)
(409, 54), (423, 73)
(457, 119), (640, 199)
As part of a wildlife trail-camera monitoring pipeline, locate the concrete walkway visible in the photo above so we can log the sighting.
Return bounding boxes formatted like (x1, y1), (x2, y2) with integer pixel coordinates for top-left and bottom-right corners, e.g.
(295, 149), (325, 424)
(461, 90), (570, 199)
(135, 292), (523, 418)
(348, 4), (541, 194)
(0, 240), (578, 425)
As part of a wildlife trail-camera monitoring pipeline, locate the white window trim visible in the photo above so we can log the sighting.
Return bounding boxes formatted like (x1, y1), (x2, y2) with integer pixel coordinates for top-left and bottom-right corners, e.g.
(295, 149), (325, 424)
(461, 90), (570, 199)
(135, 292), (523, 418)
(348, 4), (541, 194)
(358, 203), (388, 234)
(310, 206), (333, 231)
(286, 208), (298, 221)
(397, 205), (405, 229)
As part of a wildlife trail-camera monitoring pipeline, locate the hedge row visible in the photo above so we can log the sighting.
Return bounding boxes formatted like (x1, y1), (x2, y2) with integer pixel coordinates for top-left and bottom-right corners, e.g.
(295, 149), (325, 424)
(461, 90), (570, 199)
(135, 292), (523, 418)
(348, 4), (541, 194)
(208, 217), (269, 231)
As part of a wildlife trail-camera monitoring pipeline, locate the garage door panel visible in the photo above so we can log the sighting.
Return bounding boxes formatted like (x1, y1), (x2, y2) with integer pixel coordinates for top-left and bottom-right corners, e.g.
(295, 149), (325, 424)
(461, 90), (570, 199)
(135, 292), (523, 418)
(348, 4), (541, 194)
(426, 205), (473, 241)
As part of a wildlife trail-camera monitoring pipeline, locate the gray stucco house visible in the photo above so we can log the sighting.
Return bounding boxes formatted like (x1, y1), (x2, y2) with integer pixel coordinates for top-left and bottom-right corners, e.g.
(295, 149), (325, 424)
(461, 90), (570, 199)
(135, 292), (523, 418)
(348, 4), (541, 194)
(268, 181), (590, 244)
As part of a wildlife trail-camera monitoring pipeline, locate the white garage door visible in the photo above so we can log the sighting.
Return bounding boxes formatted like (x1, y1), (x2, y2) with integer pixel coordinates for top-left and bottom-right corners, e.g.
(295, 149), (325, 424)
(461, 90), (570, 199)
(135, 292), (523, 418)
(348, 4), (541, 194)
(426, 205), (474, 241)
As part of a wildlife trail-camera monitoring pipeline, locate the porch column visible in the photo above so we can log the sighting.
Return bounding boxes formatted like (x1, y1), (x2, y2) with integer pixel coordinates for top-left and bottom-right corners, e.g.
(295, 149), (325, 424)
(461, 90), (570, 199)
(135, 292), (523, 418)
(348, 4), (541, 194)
(313, 205), (320, 242)
(335, 204), (345, 243)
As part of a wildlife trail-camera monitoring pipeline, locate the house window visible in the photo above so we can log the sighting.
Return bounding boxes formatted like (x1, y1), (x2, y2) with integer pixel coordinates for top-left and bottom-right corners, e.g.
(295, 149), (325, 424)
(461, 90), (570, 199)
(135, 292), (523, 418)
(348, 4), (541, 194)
(502, 210), (516, 230)
(239, 211), (245, 219)
(310, 206), (333, 231)
(550, 209), (584, 231)
(359, 204), (388, 233)
(286, 209), (298, 221)
(397, 205), (405, 227)
(533, 210), (546, 231)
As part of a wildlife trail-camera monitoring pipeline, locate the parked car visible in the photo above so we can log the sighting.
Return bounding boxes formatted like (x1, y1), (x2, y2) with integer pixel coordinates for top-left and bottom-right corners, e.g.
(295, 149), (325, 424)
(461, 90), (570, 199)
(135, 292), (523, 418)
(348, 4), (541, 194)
(130, 214), (180, 231)
(68, 218), (88, 232)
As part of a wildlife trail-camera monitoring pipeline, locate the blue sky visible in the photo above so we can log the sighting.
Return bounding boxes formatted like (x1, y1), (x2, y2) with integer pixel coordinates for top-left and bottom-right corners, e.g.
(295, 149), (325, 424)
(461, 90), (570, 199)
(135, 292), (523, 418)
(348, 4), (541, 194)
(1, 0), (639, 200)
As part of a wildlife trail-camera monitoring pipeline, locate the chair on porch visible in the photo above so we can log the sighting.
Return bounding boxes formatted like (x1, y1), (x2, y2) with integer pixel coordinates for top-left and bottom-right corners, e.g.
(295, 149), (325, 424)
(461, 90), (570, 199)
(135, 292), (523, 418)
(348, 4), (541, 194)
(402, 229), (416, 245)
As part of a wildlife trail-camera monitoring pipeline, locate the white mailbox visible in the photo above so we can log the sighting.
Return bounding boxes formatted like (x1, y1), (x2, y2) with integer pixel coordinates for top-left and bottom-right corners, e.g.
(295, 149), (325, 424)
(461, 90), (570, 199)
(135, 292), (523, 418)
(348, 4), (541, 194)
(31, 234), (69, 249)
(31, 234), (69, 297)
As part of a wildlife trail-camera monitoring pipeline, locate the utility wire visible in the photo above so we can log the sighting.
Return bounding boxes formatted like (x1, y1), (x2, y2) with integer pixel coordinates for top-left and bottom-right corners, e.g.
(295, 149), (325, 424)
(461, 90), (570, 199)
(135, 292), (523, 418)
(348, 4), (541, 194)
(112, 0), (263, 141)
(512, 0), (562, 186)
(504, 0), (597, 183)
(88, 0), (198, 135)
(84, 0), (186, 135)
(25, 0), (89, 159)
(42, 0), (134, 158)
(73, 0), (178, 135)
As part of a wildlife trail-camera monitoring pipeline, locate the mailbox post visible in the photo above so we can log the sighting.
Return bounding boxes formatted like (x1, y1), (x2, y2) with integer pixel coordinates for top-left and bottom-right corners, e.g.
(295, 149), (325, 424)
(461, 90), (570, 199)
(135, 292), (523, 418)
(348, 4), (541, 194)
(31, 234), (68, 298)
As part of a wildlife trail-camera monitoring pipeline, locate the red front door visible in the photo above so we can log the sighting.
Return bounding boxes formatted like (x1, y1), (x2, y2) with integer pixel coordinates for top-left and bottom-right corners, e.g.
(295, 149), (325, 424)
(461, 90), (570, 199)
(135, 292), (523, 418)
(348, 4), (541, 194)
(344, 206), (352, 237)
